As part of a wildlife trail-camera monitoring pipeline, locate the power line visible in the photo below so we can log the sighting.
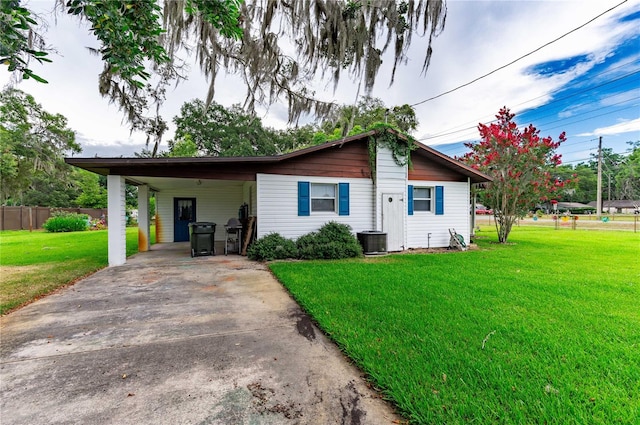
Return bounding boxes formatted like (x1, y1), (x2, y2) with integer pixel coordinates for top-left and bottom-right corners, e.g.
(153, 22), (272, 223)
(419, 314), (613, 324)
(419, 68), (640, 142)
(410, 0), (629, 108)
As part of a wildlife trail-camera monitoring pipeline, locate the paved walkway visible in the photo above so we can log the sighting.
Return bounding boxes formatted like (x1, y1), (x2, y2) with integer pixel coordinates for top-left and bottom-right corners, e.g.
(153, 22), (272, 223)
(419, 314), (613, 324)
(1, 244), (400, 424)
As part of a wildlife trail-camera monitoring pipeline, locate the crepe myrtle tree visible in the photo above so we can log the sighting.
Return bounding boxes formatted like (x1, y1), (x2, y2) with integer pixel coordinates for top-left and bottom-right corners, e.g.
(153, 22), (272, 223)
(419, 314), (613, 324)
(461, 107), (570, 243)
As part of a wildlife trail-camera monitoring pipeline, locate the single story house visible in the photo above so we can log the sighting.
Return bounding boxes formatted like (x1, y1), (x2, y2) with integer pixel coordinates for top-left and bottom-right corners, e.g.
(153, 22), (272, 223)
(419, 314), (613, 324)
(587, 200), (640, 214)
(66, 129), (492, 266)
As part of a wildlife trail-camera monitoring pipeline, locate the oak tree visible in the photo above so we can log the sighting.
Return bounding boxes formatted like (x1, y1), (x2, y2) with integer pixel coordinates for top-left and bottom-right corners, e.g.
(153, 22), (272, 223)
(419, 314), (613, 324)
(3, 1), (447, 153)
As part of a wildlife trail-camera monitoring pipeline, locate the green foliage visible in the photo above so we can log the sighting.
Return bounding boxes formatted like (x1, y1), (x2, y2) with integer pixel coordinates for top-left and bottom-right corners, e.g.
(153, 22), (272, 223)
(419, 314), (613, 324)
(271, 227), (640, 424)
(20, 174), (79, 207)
(74, 169), (107, 208)
(167, 134), (199, 157)
(247, 233), (298, 261)
(297, 221), (362, 260)
(171, 99), (324, 157)
(149, 195), (156, 221)
(4, 2), (446, 158)
(248, 223), (363, 261)
(43, 211), (89, 233)
(67, 0), (169, 88)
(0, 1), (51, 83)
(0, 88), (80, 204)
(172, 99), (276, 156)
(184, 0), (243, 39)
(365, 123), (417, 183)
(321, 96), (419, 137)
(616, 142), (640, 199)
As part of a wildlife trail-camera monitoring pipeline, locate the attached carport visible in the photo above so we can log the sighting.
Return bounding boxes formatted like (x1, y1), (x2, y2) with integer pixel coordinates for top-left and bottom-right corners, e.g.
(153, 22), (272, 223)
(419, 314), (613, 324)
(66, 156), (267, 266)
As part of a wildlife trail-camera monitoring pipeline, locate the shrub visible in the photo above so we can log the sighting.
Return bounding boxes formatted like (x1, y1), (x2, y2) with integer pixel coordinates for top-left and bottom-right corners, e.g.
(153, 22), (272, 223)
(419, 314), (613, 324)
(247, 233), (298, 261)
(297, 221), (362, 260)
(43, 212), (89, 233)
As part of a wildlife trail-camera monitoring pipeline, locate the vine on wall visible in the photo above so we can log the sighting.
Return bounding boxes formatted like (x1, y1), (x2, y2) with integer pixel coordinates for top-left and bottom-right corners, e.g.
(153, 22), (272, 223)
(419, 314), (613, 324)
(366, 123), (417, 183)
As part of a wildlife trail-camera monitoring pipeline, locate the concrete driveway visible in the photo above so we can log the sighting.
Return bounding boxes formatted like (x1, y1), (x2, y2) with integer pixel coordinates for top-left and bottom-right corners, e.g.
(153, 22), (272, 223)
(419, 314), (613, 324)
(1, 244), (400, 424)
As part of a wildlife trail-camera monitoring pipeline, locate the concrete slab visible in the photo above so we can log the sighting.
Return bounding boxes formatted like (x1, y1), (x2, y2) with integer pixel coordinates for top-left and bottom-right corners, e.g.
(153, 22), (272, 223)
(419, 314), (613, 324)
(1, 243), (401, 424)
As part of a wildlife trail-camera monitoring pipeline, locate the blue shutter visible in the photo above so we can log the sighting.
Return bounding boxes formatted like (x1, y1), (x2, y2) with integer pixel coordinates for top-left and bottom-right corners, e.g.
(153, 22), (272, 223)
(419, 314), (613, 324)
(408, 185), (414, 215)
(298, 181), (310, 216)
(435, 185), (444, 215)
(338, 182), (350, 216)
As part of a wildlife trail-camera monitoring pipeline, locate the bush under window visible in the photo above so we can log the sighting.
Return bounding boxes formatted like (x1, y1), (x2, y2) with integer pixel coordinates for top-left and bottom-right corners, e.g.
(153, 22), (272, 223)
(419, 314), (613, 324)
(247, 233), (298, 261)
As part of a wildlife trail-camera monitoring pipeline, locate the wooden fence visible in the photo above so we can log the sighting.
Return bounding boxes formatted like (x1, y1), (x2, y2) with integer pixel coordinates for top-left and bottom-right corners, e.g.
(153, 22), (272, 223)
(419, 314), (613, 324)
(0, 206), (108, 231)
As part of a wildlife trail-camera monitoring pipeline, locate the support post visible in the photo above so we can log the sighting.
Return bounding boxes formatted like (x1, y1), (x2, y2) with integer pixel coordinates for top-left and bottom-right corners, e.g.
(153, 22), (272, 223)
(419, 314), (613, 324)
(107, 175), (127, 266)
(137, 185), (150, 252)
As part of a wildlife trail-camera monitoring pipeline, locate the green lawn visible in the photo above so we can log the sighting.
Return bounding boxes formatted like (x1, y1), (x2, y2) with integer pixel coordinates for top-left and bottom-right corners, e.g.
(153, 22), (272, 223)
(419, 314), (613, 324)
(270, 227), (640, 424)
(0, 227), (154, 314)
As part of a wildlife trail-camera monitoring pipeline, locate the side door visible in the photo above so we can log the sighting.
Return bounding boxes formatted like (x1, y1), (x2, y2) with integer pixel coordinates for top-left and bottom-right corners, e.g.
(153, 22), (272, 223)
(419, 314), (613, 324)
(174, 198), (196, 242)
(382, 193), (404, 251)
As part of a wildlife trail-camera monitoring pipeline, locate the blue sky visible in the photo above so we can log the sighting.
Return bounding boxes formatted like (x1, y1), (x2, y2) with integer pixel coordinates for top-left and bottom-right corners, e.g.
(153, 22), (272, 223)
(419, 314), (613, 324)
(408, 0), (640, 165)
(1, 1), (639, 164)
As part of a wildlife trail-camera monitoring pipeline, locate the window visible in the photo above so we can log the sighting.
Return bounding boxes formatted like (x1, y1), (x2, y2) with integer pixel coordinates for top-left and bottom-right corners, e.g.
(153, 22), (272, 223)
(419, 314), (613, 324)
(413, 186), (432, 212)
(311, 183), (336, 212)
(408, 185), (444, 215)
(298, 181), (349, 216)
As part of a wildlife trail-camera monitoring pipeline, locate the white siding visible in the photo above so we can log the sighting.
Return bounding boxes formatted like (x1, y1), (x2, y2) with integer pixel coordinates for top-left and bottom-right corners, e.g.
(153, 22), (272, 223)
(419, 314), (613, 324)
(406, 181), (471, 248)
(375, 145), (407, 239)
(256, 173), (374, 239)
(156, 181), (244, 243)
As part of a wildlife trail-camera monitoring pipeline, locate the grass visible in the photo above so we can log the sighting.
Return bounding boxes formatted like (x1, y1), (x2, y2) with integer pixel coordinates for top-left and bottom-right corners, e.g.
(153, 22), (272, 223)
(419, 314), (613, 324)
(0, 227), (154, 314)
(270, 227), (640, 424)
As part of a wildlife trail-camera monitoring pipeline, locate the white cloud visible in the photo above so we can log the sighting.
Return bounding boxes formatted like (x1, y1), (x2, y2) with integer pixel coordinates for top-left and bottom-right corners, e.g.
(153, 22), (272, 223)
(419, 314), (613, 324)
(577, 117), (640, 136)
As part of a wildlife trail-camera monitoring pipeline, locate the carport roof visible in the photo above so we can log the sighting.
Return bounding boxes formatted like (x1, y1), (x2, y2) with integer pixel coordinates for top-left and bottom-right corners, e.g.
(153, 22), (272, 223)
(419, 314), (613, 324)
(65, 129), (492, 185)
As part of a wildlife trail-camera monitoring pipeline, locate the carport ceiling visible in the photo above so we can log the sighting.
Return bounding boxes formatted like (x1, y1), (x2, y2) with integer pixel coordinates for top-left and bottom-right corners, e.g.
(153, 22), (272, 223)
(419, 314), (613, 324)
(128, 176), (245, 191)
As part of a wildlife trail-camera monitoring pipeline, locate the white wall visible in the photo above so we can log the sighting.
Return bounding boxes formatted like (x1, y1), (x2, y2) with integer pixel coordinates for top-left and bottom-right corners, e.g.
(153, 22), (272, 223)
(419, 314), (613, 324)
(256, 173), (375, 239)
(375, 145), (407, 230)
(156, 181), (245, 243)
(406, 180), (471, 248)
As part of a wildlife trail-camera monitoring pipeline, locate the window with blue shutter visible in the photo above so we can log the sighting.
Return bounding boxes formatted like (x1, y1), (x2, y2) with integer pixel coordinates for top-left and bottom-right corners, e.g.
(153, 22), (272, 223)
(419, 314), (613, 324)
(408, 185), (414, 215)
(338, 183), (350, 215)
(298, 181), (310, 216)
(435, 185), (444, 215)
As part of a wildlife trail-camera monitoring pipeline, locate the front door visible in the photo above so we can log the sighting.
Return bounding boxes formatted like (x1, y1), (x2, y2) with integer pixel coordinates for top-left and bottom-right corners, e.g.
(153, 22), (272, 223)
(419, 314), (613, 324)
(382, 193), (404, 251)
(174, 198), (196, 242)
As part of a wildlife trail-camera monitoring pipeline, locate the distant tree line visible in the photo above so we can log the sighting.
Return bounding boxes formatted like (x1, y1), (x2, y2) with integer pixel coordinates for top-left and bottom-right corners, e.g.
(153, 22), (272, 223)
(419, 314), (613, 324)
(554, 143), (640, 204)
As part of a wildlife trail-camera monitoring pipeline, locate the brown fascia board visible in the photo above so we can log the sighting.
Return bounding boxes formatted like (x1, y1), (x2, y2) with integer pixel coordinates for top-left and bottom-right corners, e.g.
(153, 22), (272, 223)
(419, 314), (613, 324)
(413, 141), (492, 183)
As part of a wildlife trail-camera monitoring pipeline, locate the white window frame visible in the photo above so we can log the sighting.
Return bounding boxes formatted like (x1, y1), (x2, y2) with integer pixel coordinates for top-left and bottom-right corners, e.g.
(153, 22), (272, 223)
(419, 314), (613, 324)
(311, 182), (337, 213)
(413, 186), (433, 212)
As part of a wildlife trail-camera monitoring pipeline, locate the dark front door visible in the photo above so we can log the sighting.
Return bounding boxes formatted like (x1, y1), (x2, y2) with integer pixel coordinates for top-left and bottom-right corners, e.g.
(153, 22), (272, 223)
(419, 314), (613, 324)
(174, 198), (196, 242)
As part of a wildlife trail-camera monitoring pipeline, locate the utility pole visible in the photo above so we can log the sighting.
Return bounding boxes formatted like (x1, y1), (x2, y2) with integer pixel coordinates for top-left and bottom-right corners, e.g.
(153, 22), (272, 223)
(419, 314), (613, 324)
(596, 136), (603, 218)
